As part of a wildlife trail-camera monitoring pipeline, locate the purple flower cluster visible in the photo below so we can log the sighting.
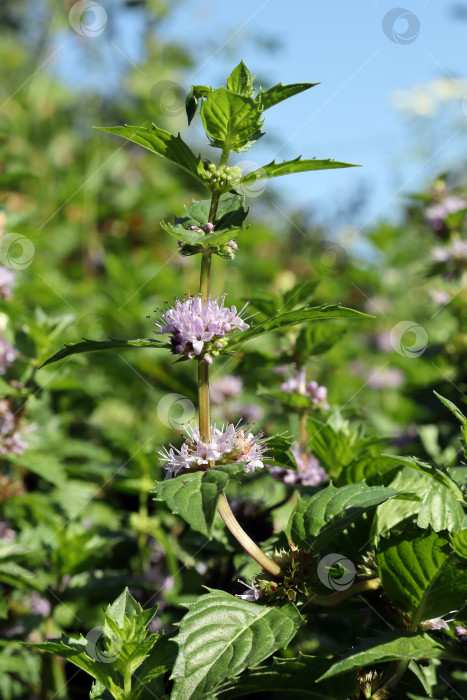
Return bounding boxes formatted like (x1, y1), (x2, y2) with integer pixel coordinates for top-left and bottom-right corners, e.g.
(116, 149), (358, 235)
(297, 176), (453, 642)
(158, 422), (266, 479)
(281, 369), (329, 409)
(0, 399), (27, 456)
(270, 444), (327, 487)
(0, 337), (18, 375)
(425, 195), (467, 231)
(210, 375), (244, 404)
(0, 266), (15, 300)
(153, 294), (250, 364)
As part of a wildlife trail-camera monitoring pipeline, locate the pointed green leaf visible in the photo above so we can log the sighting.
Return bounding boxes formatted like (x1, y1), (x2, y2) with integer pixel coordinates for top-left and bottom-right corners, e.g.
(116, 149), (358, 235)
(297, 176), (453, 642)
(259, 82), (320, 110)
(377, 530), (467, 623)
(200, 87), (264, 152)
(227, 304), (371, 350)
(383, 455), (464, 502)
(295, 322), (347, 360)
(240, 157), (360, 184)
(288, 481), (397, 553)
(41, 338), (170, 368)
(317, 631), (459, 682)
(281, 281), (319, 309)
(434, 391), (467, 427)
(154, 466), (244, 538)
(97, 124), (205, 182)
(417, 481), (465, 532)
(226, 61), (255, 96)
(171, 589), (304, 700)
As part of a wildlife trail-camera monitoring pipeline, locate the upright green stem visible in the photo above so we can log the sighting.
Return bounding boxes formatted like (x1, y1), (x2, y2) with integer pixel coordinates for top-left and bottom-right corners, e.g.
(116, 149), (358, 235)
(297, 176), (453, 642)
(196, 189), (283, 579)
(299, 410), (308, 447)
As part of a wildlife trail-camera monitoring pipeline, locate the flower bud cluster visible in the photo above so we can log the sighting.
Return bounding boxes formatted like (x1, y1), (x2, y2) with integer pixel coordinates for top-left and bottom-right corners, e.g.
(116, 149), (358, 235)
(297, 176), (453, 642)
(204, 162), (243, 190)
(238, 547), (317, 603)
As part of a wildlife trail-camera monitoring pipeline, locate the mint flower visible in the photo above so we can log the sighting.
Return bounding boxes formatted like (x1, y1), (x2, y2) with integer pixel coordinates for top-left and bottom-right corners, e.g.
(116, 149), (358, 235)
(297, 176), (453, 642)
(152, 293), (251, 364)
(158, 422), (266, 479)
(0, 337), (18, 375)
(0, 399), (27, 456)
(281, 369), (329, 409)
(270, 444), (327, 487)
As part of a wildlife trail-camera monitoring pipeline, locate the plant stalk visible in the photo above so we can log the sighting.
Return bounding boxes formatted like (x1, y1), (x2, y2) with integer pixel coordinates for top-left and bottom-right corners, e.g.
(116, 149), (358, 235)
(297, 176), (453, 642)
(307, 577), (381, 607)
(196, 189), (283, 579)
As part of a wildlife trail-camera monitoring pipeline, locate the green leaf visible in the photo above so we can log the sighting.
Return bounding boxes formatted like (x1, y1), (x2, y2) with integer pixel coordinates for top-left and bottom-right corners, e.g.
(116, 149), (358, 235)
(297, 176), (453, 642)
(371, 468), (423, 540)
(226, 61), (255, 97)
(41, 338), (170, 368)
(294, 322), (347, 360)
(171, 589), (303, 700)
(97, 124), (205, 182)
(227, 304), (371, 350)
(377, 530), (467, 623)
(216, 654), (335, 699)
(239, 157), (359, 185)
(317, 631), (458, 681)
(383, 455), (464, 502)
(434, 391), (467, 427)
(450, 529), (467, 559)
(281, 281), (320, 309)
(200, 87), (264, 152)
(28, 635), (124, 700)
(7, 452), (66, 486)
(257, 387), (311, 411)
(154, 466), (244, 539)
(417, 481), (465, 532)
(288, 481), (397, 553)
(259, 82), (320, 110)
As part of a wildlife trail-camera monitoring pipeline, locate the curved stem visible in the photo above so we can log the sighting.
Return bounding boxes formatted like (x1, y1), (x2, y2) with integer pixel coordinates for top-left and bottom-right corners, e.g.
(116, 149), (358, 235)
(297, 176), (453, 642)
(217, 493), (282, 578)
(307, 577), (381, 607)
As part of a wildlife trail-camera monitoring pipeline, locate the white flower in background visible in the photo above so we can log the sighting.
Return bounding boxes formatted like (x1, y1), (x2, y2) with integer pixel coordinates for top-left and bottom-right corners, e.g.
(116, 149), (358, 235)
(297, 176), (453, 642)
(210, 375), (243, 404)
(0, 266), (15, 300)
(391, 78), (467, 118)
(432, 239), (467, 263)
(269, 444), (327, 487)
(0, 337), (18, 375)
(0, 399), (27, 456)
(158, 422), (267, 478)
(152, 294), (251, 364)
(426, 196), (467, 231)
(281, 369), (329, 409)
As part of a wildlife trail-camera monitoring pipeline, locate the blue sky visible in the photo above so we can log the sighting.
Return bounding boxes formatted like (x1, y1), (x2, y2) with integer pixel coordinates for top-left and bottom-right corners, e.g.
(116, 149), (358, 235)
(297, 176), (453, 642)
(55, 0), (467, 229)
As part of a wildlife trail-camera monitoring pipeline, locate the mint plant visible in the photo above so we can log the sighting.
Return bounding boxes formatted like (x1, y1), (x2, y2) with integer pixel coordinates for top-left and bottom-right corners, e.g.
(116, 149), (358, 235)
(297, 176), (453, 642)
(33, 62), (467, 700)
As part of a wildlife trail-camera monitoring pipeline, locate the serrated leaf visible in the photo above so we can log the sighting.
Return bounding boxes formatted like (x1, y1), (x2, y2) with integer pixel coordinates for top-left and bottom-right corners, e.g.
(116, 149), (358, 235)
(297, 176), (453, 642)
(450, 529), (467, 559)
(154, 466), (244, 538)
(417, 481), (465, 532)
(41, 338), (170, 367)
(288, 481), (397, 553)
(371, 468), (423, 540)
(97, 124), (205, 182)
(200, 88), (264, 152)
(226, 61), (255, 97)
(377, 530), (467, 623)
(28, 635), (124, 699)
(227, 304), (371, 350)
(383, 455), (464, 502)
(317, 631), (458, 681)
(171, 589), (304, 700)
(434, 391), (467, 426)
(259, 82), (320, 110)
(240, 157), (359, 184)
